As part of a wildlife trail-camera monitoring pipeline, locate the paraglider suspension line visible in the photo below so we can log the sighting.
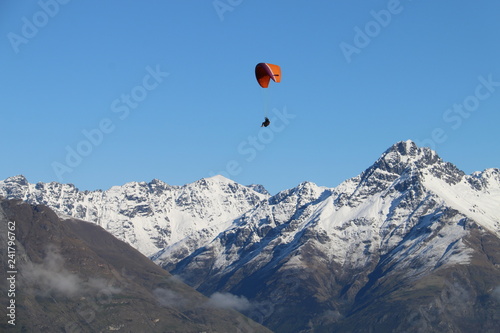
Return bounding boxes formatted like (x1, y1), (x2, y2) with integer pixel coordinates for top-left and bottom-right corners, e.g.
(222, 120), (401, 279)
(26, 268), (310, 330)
(262, 88), (270, 117)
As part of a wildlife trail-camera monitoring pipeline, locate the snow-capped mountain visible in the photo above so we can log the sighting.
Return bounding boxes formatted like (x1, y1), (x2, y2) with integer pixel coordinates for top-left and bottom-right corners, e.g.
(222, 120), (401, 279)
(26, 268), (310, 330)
(1, 140), (499, 332)
(157, 140), (499, 272)
(162, 140), (500, 332)
(0, 174), (268, 256)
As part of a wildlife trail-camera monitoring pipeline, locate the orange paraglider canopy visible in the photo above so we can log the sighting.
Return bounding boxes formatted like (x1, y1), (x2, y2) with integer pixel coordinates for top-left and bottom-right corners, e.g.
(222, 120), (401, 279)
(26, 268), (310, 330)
(255, 63), (281, 88)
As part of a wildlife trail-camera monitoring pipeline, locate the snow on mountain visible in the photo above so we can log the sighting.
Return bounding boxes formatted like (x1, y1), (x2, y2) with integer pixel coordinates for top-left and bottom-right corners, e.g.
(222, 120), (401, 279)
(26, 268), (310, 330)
(1, 140), (497, 267)
(160, 140), (500, 331)
(161, 141), (498, 274)
(245, 184), (271, 196)
(0, 175), (268, 256)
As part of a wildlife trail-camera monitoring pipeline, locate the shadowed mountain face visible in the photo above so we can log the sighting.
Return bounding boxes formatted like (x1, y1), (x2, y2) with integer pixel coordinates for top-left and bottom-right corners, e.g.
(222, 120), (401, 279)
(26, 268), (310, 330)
(0, 199), (270, 333)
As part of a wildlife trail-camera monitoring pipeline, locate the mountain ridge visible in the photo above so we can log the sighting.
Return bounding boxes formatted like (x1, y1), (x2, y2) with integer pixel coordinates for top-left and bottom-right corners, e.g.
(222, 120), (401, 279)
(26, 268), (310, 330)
(0, 174), (270, 256)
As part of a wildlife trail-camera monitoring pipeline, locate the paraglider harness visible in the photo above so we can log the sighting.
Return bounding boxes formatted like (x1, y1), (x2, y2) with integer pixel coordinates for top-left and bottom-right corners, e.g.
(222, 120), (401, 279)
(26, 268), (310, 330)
(261, 117), (270, 127)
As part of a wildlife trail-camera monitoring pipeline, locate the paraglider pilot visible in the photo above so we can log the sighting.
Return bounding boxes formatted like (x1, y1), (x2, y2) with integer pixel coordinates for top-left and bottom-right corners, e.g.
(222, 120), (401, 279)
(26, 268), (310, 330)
(261, 117), (270, 127)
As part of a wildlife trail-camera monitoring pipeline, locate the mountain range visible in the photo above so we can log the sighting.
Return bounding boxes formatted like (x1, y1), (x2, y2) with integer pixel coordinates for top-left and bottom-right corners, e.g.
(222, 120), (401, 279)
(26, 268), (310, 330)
(1, 140), (499, 332)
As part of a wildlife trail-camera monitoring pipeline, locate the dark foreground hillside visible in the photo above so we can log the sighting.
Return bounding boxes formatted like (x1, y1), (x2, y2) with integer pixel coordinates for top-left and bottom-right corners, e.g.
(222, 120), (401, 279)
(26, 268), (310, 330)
(0, 198), (270, 333)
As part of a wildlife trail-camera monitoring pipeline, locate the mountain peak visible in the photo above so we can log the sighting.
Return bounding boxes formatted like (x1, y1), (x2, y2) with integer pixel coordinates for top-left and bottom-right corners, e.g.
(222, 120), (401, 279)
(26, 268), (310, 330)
(196, 176), (271, 196)
(191, 175), (240, 190)
(389, 139), (418, 155)
(246, 184), (270, 196)
(373, 140), (440, 175)
(4, 174), (28, 185)
(204, 174), (234, 183)
(0, 175), (30, 199)
(383, 140), (434, 160)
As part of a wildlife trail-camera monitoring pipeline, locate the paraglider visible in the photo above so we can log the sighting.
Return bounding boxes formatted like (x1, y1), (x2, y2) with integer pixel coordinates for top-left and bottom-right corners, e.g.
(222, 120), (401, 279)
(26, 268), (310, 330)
(255, 63), (281, 88)
(255, 63), (281, 126)
(261, 117), (270, 127)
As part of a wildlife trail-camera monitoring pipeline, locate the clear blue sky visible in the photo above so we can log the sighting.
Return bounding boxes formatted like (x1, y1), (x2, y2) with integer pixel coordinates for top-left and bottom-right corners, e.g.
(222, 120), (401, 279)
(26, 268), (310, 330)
(2, 0), (500, 194)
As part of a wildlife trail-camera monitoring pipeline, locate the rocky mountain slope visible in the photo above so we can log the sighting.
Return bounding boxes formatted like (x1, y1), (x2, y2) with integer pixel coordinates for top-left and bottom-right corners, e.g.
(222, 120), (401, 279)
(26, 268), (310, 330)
(0, 198), (270, 332)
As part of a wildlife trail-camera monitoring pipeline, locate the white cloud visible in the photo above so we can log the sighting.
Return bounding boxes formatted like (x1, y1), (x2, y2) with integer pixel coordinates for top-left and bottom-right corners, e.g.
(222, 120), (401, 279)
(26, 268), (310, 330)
(153, 288), (187, 308)
(492, 286), (500, 302)
(207, 292), (252, 312)
(21, 246), (81, 297)
(20, 245), (120, 298)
